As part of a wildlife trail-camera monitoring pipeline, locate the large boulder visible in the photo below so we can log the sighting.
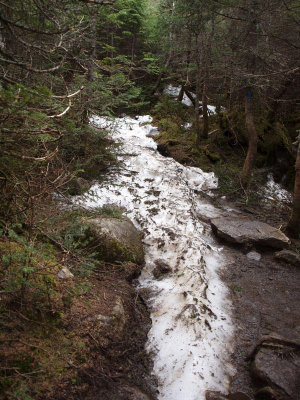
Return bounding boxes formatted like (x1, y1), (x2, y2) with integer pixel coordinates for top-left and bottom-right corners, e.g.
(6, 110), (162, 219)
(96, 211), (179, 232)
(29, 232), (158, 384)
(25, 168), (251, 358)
(84, 215), (144, 265)
(210, 216), (290, 248)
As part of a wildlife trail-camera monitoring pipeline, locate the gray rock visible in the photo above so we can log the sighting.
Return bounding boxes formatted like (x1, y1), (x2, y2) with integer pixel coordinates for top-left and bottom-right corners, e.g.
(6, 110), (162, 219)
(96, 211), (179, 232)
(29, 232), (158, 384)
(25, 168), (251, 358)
(146, 128), (159, 138)
(211, 216), (290, 248)
(96, 296), (126, 335)
(57, 267), (74, 280)
(153, 259), (172, 279)
(246, 251), (261, 261)
(84, 215), (144, 265)
(251, 346), (300, 400)
(274, 250), (300, 267)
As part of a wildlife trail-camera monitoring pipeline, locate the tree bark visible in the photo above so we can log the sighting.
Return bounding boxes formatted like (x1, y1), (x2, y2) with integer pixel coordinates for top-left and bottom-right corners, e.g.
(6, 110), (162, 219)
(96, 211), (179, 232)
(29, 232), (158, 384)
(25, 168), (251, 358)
(195, 68), (201, 147)
(287, 137), (300, 237)
(177, 85), (184, 102)
(240, 93), (258, 187)
(202, 77), (208, 139)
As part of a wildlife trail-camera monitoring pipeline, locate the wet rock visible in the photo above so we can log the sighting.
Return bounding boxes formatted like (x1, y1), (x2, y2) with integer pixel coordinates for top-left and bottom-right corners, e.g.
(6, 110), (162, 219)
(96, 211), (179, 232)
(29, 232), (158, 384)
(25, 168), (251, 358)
(251, 344), (300, 400)
(274, 250), (300, 267)
(153, 259), (172, 279)
(57, 267), (74, 280)
(211, 216), (290, 248)
(84, 215), (144, 265)
(246, 251), (261, 261)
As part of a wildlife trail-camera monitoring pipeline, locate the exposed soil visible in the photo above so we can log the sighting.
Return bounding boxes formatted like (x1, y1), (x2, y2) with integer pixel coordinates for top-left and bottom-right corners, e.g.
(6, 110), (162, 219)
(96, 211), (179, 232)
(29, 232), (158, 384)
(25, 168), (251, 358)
(53, 267), (156, 400)
(219, 243), (300, 398)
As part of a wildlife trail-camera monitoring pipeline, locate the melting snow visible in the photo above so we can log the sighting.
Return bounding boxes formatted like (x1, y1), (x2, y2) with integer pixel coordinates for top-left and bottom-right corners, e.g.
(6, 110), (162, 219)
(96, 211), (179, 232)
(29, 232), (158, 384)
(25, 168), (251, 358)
(263, 174), (292, 204)
(164, 85), (217, 115)
(75, 115), (234, 399)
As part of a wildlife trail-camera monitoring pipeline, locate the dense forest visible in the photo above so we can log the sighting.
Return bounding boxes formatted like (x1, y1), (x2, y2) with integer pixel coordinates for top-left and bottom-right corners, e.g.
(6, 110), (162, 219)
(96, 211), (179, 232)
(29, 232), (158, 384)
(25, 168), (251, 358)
(0, 0), (299, 399)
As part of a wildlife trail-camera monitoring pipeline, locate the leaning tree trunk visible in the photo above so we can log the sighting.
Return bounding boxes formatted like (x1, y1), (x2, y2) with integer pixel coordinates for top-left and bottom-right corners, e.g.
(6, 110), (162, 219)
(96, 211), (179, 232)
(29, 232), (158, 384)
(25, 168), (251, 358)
(177, 85), (184, 102)
(287, 137), (300, 237)
(240, 93), (258, 188)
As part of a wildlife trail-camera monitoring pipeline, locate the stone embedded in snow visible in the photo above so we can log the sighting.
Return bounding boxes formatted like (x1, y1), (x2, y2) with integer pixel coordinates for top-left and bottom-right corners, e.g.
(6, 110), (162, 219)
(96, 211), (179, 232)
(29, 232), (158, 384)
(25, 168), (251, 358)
(275, 250), (300, 267)
(57, 267), (74, 280)
(211, 216), (290, 248)
(246, 251), (261, 261)
(146, 128), (160, 138)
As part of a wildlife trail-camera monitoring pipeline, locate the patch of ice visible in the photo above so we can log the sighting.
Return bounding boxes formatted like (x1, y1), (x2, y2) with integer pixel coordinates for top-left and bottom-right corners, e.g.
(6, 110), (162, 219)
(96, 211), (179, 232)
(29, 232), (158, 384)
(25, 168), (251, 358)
(76, 115), (234, 399)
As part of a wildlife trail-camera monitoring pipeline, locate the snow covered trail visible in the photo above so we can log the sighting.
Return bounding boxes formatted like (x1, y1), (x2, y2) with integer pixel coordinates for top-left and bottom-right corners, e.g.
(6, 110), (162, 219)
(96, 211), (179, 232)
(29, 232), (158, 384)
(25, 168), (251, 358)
(76, 115), (235, 400)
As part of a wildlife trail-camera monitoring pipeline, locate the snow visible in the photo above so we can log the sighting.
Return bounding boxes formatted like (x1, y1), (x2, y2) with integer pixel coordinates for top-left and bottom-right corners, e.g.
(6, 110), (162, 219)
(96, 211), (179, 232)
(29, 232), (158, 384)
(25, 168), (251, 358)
(164, 84), (217, 115)
(74, 115), (235, 399)
(263, 173), (292, 204)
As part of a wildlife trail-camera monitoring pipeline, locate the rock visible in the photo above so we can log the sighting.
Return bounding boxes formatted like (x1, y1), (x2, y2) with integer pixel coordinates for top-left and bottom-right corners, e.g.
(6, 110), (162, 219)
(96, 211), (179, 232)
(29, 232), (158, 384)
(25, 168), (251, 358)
(246, 251), (261, 261)
(205, 391), (251, 400)
(96, 296), (126, 336)
(210, 216), (290, 248)
(251, 345), (300, 400)
(153, 259), (172, 279)
(146, 128), (159, 138)
(57, 267), (74, 280)
(84, 215), (144, 265)
(205, 391), (227, 400)
(274, 250), (300, 267)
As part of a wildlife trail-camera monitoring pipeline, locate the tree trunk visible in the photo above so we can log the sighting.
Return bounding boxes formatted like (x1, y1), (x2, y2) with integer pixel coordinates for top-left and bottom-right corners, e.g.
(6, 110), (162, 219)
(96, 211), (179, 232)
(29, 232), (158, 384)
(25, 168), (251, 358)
(184, 89), (196, 107)
(202, 78), (208, 139)
(195, 69), (201, 147)
(287, 138), (300, 237)
(177, 85), (184, 102)
(240, 93), (258, 187)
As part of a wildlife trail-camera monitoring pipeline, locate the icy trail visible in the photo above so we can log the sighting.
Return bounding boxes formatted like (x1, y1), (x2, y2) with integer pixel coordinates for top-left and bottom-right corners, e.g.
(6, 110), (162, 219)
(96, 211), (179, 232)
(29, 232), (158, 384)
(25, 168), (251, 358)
(76, 115), (234, 400)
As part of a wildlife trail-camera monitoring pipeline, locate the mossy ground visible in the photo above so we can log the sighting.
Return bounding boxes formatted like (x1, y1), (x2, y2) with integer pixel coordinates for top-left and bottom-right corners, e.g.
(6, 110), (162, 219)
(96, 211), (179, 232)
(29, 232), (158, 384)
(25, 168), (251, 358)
(0, 204), (152, 400)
